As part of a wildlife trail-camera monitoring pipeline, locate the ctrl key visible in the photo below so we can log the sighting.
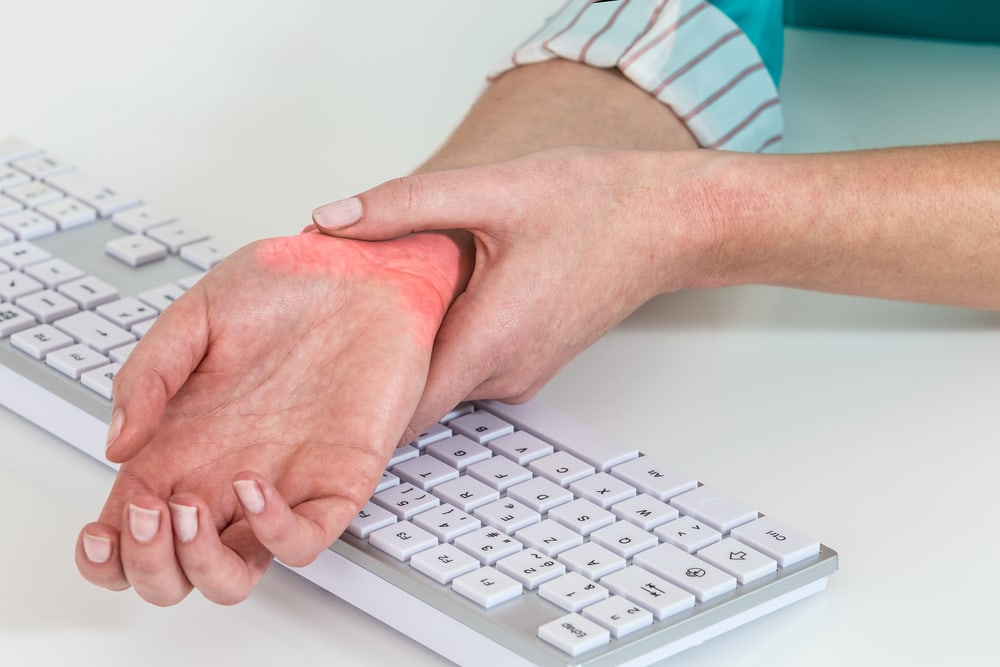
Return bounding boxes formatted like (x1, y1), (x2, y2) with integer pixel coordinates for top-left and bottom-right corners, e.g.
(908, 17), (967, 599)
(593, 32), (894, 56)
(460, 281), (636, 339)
(538, 613), (610, 657)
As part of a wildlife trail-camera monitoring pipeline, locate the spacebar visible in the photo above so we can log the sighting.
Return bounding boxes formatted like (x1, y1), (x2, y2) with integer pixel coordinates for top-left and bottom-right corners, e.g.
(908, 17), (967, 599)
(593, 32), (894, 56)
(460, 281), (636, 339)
(475, 399), (638, 471)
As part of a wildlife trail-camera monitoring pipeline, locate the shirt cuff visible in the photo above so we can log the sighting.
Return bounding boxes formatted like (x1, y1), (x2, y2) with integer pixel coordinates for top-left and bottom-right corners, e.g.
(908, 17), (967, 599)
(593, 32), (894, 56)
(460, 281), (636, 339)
(492, 0), (783, 153)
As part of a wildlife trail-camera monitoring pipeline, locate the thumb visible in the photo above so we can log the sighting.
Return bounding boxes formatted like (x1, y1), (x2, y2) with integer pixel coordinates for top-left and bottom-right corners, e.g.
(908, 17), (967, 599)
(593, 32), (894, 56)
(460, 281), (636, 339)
(105, 289), (209, 463)
(311, 166), (515, 241)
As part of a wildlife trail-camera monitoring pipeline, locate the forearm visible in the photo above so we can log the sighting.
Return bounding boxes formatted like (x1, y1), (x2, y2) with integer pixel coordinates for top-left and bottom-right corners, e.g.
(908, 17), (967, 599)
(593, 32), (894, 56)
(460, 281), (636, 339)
(694, 142), (1000, 308)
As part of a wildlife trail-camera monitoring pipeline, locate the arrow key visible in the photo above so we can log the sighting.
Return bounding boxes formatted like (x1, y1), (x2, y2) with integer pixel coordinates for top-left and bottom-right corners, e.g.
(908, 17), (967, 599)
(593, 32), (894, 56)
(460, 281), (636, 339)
(697, 537), (777, 585)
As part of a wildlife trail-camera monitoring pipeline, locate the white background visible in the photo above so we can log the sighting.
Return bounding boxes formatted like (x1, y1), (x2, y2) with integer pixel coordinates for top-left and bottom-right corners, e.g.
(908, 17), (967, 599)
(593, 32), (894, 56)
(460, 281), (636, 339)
(2, 1), (1000, 665)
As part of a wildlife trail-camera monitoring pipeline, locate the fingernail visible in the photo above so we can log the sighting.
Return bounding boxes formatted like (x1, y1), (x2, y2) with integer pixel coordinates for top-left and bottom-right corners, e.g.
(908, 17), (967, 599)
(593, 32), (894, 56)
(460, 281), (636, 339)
(128, 504), (161, 543)
(233, 479), (265, 514)
(83, 533), (111, 563)
(106, 408), (125, 451)
(312, 197), (362, 231)
(169, 502), (198, 543)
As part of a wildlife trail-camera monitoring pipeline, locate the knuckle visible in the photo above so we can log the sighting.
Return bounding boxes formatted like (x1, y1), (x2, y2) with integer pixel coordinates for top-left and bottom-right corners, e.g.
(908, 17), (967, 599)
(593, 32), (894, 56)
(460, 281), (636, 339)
(381, 175), (425, 215)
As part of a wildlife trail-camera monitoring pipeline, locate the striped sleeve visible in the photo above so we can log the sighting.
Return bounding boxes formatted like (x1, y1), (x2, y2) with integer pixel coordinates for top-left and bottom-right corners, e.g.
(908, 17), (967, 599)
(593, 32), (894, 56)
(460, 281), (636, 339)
(492, 0), (784, 153)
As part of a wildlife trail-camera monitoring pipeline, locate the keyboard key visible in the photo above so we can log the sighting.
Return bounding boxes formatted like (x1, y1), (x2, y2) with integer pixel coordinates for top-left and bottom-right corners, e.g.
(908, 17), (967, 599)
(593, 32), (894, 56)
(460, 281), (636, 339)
(11, 152), (74, 179)
(81, 362), (121, 399)
(529, 450), (594, 487)
(95, 297), (158, 330)
(478, 399), (638, 471)
(487, 430), (553, 464)
(558, 542), (626, 581)
(697, 538), (778, 584)
(454, 526), (523, 565)
(145, 221), (209, 253)
(137, 283), (184, 311)
(411, 503), (481, 542)
(452, 567), (522, 609)
(54, 311), (134, 354)
(57, 275), (119, 308)
(600, 566), (696, 621)
(4, 180), (63, 208)
(515, 519), (583, 557)
(0, 209), (57, 240)
(35, 197), (97, 229)
(23, 258), (84, 288)
(582, 595), (654, 639)
(374, 470), (400, 493)
(386, 444), (418, 468)
(472, 498), (540, 535)
(669, 485), (758, 533)
(0, 304), (37, 337)
(464, 455), (532, 492)
(546, 498), (615, 536)
(496, 548), (565, 589)
(447, 410), (514, 444)
(109, 341), (138, 364)
(0, 240), (51, 270)
(179, 238), (229, 269)
(46, 170), (139, 216)
(345, 501), (396, 539)
(610, 493), (679, 530)
(16, 289), (78, 323)
(0, 167), (30, 193)
(371, 482), (439, 520)
(368, 520), (437, 561)
(538, 612), (610, 657)
(10, 324), (74, 359)
(111, 203), (176, 233)
(0, 193), (22, 217)
(410, 543), (480, 585)
(654, 516), (722, 553)
(430, 477), (499, 512)
(506, 476), (573, 513)
(609, 456), (698, 501)
(393, 454), (459, 491)
(45, 343), (109, 379)
(633, 543), (737, 602)
(589, 521), (658, 559)
(569, 472), (636, 509)
(408, 422), (452, 449)
(425, 434), (491, 470)
(105, 234), (168, 267)
(538, 571), (608, 612)
(729, 516), (820, 567)
(0, 271), (43, 301)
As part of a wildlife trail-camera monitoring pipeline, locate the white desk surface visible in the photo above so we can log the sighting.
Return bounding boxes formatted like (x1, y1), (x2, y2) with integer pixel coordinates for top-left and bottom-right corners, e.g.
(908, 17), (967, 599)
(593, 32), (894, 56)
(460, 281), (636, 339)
(2, 2), (999, 665)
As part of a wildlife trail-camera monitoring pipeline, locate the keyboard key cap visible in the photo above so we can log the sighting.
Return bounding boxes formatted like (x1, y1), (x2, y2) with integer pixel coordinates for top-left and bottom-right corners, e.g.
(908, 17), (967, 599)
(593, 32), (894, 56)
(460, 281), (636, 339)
(81, 362), (121, 399)
(669, 485), (758, 533)
(529, 450), (594, 487)
(609, 456), (698, 501)
(633, 543), (737, 602)
(411, 503), (481, 542)
(386, 444), (418, 468)
(0, 304), (37, 337)
(454, 526), (523, 565)
(179, 237), (229, 269)
(582, 595), (654, 639)
(452, 567), (522, 609)
(729, 516), (820, 567)
(425, 434), (491, 470)
(95, 296), (158, 330)
(46, 170), (139, 216)
(137, 282), (184, 311)
(447, 410), (514, 444)
(368, 520), (437, 561)
(57, 275), (119, 308)
(487, 430), (552, 464)
(464, 455), (532, 492)
(0, 240), (50, 270)
(23, 258), (84, 287)
(600, 566), (696, 621)
(11, 152), (74, 179)
(371, 482), (439, 520)
(515, 519), (583, 557)
(538, 571), (608, 612)
(54, 311), (134, 354)
(538, 612), (610, 657)
(506, 476), (573, 513)
(408, 422), (452, 449)
(546, 498), (615, 536)
(0, 271), (43, 301)
(697, 537), (778, 584)
(589, 521), (658, 559)
(10, 323), (74, 359)
(473, 498), (540, 535)
(410, 543), (480, 584)
(496, 548), (565, 589)
(111, 203), (176, 233)
(0, 167), (30, 193)
(35, 197), (97, 229)
(345, 501), (396, 539)
(558, 542), (626, 581)
(569, 471), (636, 509)
(105, 234), (168, 267)
(16, 289), (78, 323)
(478, 399), (638, 471)
(4, 180), (63, 208)
(0, 209), (56, 240)
(610, 493), (679, 530)
(430, 477), (499, 512)
(145, 220), (209, 253)
(45, 343), (109, 379)
(654, 516), (722, 553)
(393, 454), (459, 491)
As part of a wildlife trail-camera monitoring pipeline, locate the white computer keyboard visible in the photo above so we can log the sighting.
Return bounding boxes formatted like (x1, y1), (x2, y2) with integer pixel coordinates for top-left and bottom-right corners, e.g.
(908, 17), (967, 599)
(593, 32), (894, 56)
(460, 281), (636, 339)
(0, 137), (837, 666)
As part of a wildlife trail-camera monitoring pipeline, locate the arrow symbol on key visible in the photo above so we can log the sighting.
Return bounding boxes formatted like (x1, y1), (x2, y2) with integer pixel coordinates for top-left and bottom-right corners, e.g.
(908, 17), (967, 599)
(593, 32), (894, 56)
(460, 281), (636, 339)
(730, 551), (748, 561)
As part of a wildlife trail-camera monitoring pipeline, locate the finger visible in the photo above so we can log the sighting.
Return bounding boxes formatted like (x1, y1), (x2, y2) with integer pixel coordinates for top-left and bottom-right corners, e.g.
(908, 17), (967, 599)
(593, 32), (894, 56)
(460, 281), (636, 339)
(232, 475), (361, 568)
(105, 288), (209, 463)
(117, 496), (194, 606)
(76, 523), (130, 592)
(168, 494), (273, 605)
(310, 164), (517, 240)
